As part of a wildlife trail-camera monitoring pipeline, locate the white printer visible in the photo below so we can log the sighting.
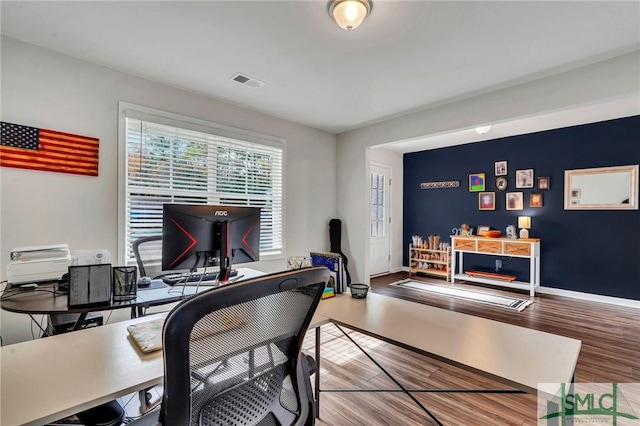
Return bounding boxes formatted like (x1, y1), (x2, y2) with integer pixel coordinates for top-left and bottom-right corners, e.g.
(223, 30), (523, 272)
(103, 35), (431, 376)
(6, 244), (71, 285)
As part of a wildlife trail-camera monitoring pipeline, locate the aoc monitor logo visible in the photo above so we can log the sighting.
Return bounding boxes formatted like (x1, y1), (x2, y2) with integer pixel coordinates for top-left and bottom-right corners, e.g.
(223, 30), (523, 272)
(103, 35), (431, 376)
(214, 211), (228, 216)
(538, 383), (640, 425)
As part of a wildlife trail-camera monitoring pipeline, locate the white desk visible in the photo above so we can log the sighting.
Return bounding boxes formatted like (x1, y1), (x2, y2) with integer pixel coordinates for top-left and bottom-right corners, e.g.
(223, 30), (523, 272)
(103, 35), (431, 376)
(1, 291), (580, 426)
(1, 314), (165, 426)
(0, 267), (269, 426)
(0, 311), (330, 426)
(315, 292), (580, 394)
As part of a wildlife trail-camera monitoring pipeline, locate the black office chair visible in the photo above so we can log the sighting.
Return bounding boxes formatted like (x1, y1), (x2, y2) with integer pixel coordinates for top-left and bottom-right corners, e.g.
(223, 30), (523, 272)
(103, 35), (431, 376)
(132, 235), (191, 281)
(132, 235), (164, 279)
(75, 401), (125, 426)
(130, 266), (329, 426)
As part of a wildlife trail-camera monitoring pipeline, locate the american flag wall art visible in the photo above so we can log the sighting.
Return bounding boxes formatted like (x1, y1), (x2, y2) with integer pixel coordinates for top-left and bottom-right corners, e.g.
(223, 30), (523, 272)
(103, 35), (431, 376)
(0, 122), (99, 176)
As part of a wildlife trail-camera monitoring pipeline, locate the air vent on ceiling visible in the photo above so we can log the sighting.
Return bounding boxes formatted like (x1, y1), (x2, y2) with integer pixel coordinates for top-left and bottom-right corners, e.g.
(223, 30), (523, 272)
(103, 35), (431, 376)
(230, 73), (265, 88)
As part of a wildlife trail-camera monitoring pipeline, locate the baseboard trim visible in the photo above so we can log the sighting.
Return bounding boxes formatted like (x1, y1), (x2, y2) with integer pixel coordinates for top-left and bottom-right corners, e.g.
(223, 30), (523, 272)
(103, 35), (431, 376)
(398, 266), (639, 308)
(371, 267), (404, 278)
(537, 287), (640, 309)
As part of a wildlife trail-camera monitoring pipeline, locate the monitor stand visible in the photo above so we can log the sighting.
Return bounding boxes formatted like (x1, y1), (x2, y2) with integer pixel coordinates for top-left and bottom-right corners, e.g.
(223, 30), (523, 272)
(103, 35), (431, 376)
(218, 220), (232, 282)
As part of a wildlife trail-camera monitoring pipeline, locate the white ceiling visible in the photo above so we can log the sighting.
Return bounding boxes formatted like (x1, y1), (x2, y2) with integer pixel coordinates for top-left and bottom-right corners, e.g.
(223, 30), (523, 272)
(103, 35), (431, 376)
(1, 1), (639, 150)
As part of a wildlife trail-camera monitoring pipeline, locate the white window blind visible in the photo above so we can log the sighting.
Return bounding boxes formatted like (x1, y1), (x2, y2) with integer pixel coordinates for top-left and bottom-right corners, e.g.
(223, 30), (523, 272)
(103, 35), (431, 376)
(124, 116), (283, 264)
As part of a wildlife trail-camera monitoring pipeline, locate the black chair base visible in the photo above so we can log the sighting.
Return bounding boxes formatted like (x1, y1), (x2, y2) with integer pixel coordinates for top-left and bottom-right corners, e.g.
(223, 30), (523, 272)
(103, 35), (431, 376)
(75, 400), (124, 426)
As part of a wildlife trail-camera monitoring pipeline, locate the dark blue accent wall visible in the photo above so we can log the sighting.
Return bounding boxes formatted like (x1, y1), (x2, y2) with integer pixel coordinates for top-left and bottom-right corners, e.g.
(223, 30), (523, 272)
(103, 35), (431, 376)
(403, 115), (640, 300)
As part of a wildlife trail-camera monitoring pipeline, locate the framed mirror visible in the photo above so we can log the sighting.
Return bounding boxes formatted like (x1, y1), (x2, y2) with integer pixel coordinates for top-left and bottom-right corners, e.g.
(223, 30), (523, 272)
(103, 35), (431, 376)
(564, 164), (638, 210)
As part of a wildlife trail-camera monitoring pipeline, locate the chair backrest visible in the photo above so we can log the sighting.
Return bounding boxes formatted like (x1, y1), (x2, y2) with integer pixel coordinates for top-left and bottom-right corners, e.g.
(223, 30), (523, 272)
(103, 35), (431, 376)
(159, 266), (329, 426)
(131, 235), (163, 278)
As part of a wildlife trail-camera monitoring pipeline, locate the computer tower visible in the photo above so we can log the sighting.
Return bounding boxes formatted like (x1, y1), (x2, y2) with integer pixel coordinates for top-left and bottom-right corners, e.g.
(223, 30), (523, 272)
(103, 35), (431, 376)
(49, 312), (104, 335)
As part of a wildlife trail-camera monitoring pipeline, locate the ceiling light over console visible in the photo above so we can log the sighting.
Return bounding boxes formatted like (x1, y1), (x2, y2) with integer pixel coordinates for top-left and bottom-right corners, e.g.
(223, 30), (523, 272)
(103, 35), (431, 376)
(329, 0), (372, 31)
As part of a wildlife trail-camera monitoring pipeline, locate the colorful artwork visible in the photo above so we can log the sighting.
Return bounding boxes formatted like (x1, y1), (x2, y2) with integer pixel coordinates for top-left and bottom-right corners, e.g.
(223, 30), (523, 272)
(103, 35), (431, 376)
(469, 173), (486, 192)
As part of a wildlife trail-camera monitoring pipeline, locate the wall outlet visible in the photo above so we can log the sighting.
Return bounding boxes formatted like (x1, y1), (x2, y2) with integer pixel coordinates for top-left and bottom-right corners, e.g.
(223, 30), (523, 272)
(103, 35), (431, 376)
(495, 259), (502, 272)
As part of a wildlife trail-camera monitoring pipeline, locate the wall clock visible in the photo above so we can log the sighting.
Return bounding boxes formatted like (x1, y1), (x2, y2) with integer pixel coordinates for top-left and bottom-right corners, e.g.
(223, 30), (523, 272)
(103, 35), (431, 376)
(495, 177), (508, 191)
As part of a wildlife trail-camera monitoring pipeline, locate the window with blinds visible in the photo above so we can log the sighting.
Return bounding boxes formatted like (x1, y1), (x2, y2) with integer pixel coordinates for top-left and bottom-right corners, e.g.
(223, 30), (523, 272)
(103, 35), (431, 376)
(124, 116), (283, 264)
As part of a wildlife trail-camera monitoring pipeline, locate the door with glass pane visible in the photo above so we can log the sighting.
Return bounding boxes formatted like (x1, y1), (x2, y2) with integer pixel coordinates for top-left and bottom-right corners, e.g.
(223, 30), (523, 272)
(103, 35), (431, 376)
(369, 164), (391, 276)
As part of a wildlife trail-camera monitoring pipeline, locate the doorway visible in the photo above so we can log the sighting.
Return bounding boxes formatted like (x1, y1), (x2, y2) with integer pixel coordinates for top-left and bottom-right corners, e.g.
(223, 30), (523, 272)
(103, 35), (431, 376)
(369, 163), (391, 276)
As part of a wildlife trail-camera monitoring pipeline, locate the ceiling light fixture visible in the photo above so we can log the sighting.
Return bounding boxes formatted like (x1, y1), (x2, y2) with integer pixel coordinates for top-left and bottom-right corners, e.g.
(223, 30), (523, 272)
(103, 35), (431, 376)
(328, 0), (372, 31)
(475, 125), (492, 134)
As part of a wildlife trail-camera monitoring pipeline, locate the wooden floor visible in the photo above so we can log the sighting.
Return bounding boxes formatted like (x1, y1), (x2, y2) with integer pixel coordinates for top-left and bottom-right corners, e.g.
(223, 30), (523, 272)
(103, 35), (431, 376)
(303, 272), (640, 426)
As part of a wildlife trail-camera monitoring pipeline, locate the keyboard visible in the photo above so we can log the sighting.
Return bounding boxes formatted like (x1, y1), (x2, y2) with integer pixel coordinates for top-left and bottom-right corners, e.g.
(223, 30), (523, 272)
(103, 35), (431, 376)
(161, 269), (238, 286)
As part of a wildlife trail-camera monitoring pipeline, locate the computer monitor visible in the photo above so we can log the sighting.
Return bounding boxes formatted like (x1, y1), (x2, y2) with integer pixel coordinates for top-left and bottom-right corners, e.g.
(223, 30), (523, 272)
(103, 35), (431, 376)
(162, 204), (261, 281)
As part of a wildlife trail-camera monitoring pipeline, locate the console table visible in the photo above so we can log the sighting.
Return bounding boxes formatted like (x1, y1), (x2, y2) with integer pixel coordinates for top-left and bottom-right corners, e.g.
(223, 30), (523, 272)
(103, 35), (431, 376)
(450, 236), (540, 296)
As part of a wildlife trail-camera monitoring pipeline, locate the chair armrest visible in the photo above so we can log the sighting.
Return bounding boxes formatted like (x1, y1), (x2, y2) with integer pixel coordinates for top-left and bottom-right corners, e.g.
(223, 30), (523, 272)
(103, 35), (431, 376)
(299, 351), (317, 422)
(302, 352), (317, 376)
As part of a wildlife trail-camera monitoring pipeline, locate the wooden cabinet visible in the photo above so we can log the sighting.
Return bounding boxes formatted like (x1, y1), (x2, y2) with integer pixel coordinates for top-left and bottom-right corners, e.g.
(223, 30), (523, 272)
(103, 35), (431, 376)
(450, 236), (540, 296)
(409, 245), (451, 280)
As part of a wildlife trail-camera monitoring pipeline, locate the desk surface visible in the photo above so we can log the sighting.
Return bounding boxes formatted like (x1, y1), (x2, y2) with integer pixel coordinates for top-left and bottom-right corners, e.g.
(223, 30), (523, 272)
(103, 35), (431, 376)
(0, 268), (265, 315)
(1, 313), (166, 426)
(1, 290), (581, 426)
(316, 293), (581, 394)
(0, 310), (331, 426)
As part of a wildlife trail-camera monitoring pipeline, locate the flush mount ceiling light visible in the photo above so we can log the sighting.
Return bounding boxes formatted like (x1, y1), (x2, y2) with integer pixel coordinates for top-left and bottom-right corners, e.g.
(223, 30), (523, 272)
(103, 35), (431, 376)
(475, 125), (492, 134)
(328, 0), (372, 31)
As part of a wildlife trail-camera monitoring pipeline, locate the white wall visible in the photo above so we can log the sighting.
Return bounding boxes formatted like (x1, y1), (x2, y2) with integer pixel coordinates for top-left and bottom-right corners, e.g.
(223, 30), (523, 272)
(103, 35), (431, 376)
(0, 37), (336, 344)
(337, 51), (640, 283)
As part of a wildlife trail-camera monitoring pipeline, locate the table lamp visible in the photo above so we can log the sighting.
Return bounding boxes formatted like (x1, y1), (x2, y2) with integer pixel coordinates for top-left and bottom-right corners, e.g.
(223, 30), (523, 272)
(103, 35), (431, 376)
(518, 216), (531, 239)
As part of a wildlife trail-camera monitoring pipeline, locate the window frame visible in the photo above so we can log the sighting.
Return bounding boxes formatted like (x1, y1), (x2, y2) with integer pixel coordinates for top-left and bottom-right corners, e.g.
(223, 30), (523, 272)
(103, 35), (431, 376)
(117, 102), (286, 265)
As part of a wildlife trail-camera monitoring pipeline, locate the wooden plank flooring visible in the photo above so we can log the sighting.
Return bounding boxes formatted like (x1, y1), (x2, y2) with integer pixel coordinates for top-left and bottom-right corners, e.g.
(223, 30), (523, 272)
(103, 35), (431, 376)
(303, 273), (640, 425)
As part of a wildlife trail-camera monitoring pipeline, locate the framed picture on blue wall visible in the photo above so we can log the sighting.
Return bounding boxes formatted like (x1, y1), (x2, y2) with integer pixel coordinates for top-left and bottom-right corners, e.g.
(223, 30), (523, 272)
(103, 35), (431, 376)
(537, 176), (550, 190)
(530, 193), (543, 207)
(479, 192), (495, 210)
(506, 192), (524, 210)
(495, 161), (507, 176)
(516, 169), (534, 188)
(469, 173), (485, 192)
